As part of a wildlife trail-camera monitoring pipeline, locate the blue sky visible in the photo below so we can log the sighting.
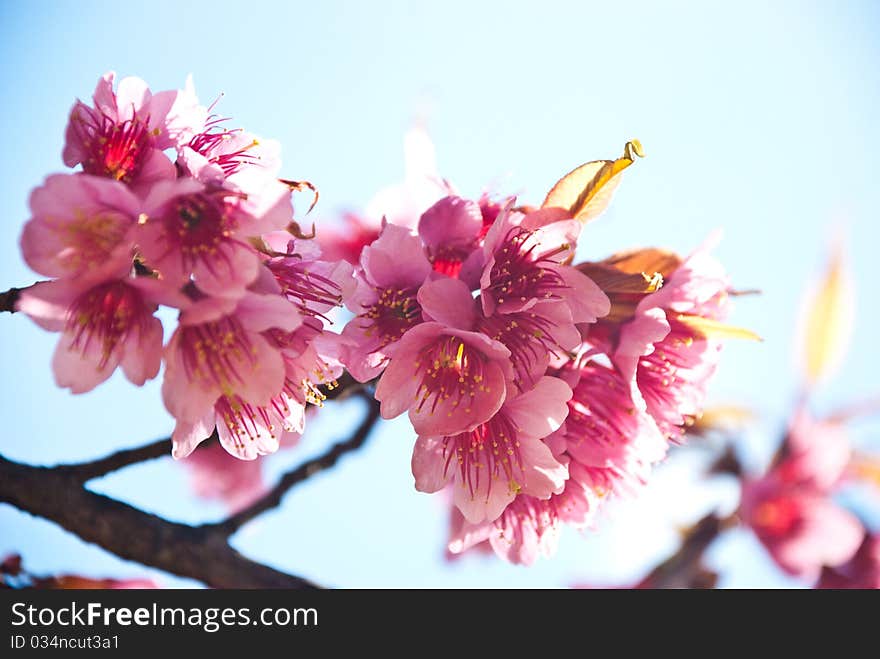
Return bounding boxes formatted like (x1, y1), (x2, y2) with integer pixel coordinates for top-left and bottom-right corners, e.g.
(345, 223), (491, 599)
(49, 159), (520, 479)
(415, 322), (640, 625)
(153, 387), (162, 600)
(0, 0), (877, 587)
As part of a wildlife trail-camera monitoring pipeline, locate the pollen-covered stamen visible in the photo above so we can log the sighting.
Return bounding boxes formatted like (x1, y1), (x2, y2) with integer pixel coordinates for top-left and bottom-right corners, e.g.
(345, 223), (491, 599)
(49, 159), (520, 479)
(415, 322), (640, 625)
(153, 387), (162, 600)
(493, 493), (561, 542)
(478, 312), (563, 388)
(636, 318), (718, 437)
(359, 286), (421, 347)
(413, 336), (489, 416)
(160, 191), (244, 273)
(442, 412), (524, 500)
(65, 281), (150, 367)
(178, 317), (256, 397)
(267, 258), (343, 318)
(189, 119), (261, 177)
(566, 366), (633, 453)
(214, 379), (300, 451)
(70, 105), (154, 182)
(486, 227), (570, 306)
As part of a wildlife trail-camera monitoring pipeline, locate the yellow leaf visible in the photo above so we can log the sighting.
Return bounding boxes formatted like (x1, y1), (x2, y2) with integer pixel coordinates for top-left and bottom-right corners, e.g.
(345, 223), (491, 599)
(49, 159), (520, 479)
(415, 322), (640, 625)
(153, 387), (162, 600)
(799, 241), (855, 385)
(577, 262), (663, 294)
(600, 247), (682, 278)
(542, 140), (644, 223)
(689, 405), (755, 436)
(675, 314), (763, 342)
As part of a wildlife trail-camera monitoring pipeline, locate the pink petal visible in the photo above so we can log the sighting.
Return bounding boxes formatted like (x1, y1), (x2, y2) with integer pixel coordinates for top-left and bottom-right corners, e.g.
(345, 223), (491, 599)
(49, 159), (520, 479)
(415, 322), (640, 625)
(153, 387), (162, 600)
(235, 291), (303, 333)
(453, 475), (514, 525)
(171, 414), (216, 459)
(504, 376), (572, 440)
(518, 436), (568, 498)
(417, 276), (477, 330)
(411, 436), (449, 493)
(418, 195), (482, 251)
(191, 242), (261, 299)
(113, 76), (151, 121)
(408, 357), (507, 437)
(216, 417), (281, 461)
(52, 331), (119, 394)
(16, 280), (76, 331)
(361, 223), (431, 288)
(120, 316), (163, 386)
(559, 267), (611, 324)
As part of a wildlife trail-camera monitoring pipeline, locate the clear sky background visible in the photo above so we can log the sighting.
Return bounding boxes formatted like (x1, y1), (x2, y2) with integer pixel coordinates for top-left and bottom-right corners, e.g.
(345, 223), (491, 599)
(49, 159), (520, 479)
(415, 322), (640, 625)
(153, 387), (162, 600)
(0, 0), (877, 587)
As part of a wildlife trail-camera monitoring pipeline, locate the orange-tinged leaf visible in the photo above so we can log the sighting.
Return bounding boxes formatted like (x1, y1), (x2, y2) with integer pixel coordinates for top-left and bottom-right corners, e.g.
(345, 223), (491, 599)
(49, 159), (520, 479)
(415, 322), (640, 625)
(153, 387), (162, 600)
(577, 262), (663, 294)
(543, 140), (644, 223)
(675, 314), (763, 342)
(601, 247), (682, 278)
(799, 241), (855, 385)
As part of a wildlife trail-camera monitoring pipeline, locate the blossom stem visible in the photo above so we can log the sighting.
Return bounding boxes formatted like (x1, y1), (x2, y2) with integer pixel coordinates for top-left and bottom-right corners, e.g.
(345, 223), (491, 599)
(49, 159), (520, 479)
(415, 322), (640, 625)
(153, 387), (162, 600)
(212, 391), (382, 537)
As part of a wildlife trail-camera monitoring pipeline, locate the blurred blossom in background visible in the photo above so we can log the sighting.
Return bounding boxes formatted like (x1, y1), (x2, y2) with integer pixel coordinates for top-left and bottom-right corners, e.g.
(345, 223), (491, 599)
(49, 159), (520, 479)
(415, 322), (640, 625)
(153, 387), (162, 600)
(0, 0), (878, 587)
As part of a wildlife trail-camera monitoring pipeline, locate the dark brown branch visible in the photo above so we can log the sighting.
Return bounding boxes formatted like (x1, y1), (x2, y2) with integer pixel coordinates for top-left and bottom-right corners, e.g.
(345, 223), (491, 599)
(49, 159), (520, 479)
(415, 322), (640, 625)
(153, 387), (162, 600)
(0, 286), (26, 313)
(639, 512), (735, 588)
(213, 393), (382, 537)
(62, 375), (367, 482)
(0, 454), (316, 588)
(62, 437), (175, 482)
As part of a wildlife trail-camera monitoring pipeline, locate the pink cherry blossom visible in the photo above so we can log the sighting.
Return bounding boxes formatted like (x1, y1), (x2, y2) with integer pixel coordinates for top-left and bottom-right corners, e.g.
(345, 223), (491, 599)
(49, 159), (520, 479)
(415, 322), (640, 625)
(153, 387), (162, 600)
(137, 177), (293, 298)
(374, 320), (513, 437)
(562, 362), (668, 503)
(264, 232), (354, 319)
(418, 195), (484, 278)
(612, 236), (730, 440)
(17, 259), (171, 393)
(20, 174), (140, 278)
(412, 376), (570, 523)
(740, 473), (863, 580)
(479, 204), (602, 318)
(267, 317), (347, 410)
(163, 291), (302, 460)
(181, 120), (282, 185)
(63, 72), (203, 190)
(476, 204), (609, 389)
(448, 481), (596, 566)
(342, 223), (432, 381)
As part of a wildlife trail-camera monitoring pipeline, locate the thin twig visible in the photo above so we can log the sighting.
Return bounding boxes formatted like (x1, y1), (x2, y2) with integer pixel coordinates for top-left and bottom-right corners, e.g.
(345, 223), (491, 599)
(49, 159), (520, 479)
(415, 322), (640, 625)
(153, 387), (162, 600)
(62, 437), (174, 482)
(212, 392), (382, 537)
(59, 376), (367, 482)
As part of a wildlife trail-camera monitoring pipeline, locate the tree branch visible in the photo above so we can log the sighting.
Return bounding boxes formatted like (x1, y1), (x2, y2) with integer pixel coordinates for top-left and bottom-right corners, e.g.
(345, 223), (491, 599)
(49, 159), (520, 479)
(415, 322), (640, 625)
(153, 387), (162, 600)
(57, 375), (369, 482)
(212, 393), (382, 537)
(0, 454), (316, 588)
(0, 286), (26, 313)
(62, 437), (176, 482)
(639, 512), (736, 588)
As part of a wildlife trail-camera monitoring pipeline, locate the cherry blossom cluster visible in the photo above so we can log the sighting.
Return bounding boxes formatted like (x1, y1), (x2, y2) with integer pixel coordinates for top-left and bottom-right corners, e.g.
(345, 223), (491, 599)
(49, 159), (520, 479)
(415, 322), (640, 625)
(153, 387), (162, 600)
(18, 72), (349, 460)
(338, 183), (739, 563)
(16, 72), (747, 568)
